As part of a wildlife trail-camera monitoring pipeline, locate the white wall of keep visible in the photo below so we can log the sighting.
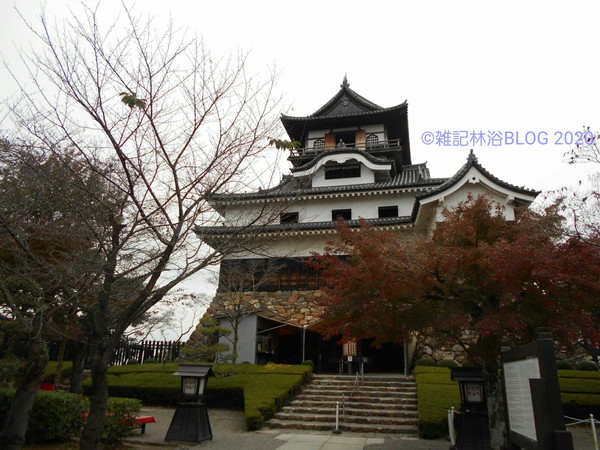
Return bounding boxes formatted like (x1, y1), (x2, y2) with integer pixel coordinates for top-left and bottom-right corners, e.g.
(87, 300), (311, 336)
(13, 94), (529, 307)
(221, 191), (418, 227)
(292, 192), (415, 222)
(223, 228), (418, 259)
(218, 314), (258, 364)
(433, 184), (516, 222)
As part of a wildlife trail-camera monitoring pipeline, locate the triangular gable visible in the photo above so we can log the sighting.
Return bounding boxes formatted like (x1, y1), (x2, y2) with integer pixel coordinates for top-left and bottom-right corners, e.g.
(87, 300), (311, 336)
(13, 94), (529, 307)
(311, 76), (383, 117)
(413, 151), (540, 229)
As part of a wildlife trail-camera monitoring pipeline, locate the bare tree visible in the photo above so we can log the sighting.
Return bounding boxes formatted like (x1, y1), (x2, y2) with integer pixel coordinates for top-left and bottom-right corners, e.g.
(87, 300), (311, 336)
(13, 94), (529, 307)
(125, 292), (209, 343)
(212, 259), (281, 363)
(2, 3), (283, 448)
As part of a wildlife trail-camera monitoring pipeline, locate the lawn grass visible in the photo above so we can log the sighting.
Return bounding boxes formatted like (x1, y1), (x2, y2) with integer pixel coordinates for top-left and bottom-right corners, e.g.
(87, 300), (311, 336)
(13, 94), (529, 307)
(415, 366), (600, 439)
(58, 362), (311, 431)
(415, 366), (460, 439)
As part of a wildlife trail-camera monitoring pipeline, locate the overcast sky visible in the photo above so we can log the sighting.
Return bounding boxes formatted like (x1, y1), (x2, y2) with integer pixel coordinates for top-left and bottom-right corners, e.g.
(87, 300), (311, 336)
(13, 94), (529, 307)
(2, 1), (599, 193)
(2, 1), (598, 338)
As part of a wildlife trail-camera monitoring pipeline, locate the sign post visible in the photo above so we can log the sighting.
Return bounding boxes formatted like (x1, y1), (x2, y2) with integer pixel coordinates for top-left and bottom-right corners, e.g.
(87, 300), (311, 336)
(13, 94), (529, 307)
(501, 328), (573, 450)
(450, 367), (490, 449)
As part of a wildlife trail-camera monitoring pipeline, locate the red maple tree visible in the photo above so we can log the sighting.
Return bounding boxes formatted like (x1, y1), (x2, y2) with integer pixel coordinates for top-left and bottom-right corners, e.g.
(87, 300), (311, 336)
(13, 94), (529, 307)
(312, 194), (600, 446)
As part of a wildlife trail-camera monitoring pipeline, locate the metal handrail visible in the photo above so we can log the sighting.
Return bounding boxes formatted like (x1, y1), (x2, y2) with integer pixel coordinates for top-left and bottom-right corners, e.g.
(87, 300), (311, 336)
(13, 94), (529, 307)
(341, 364), (364, 421)
(291, 139), (402, 157)
(565, 414), (599, 450)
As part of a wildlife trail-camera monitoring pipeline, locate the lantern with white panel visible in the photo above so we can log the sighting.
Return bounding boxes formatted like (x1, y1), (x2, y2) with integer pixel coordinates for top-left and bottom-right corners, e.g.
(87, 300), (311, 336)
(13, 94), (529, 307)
(165, 364), (213, 443)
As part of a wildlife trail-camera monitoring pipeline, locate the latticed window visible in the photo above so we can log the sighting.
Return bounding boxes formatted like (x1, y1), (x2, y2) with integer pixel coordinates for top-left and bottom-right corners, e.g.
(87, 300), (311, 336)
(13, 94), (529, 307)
(219, 258), (326, 291)
(366, 134), (379, 147)
(313, 138), (325, 150)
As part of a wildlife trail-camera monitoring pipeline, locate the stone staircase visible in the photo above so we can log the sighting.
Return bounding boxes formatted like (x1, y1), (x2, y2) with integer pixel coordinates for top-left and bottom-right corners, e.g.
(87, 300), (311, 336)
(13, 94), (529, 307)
(265, 374), (418, 435)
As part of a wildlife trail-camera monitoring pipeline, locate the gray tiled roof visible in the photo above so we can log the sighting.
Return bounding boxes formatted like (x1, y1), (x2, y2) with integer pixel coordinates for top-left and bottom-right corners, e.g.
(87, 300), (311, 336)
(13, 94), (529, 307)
(291, 148), (392, 173)
(195, 216), (414, 236)
(417, 151), (540, 201)
(207, 163), (445, 203)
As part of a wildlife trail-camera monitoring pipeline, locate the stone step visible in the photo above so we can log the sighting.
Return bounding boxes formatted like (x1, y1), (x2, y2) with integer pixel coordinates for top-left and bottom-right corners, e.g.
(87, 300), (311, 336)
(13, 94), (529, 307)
(265, 418), (419, 435)
(289, 399), (418, 410)
(313, 374), (415, 381)
(279, 405), (418, 418)
(307, 383), (417, 392)
(273, 411), (418, 426)
(264, 374), (419, 435)
(312, 377), (414, 386)
(294, 392), (417, 404)
(298, 389), (417, 399)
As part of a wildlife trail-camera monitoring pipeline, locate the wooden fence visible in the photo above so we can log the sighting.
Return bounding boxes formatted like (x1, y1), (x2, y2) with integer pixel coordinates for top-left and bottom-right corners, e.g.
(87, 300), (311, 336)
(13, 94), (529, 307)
(111, 340), (183, 365)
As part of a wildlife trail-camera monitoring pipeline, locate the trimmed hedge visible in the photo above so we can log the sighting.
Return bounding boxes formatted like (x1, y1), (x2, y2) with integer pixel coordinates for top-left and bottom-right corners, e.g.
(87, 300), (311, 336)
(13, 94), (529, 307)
(0, 390), (141, 445)
(576, 361), (599, 371)
(101, 396), (142, 447)
(0, 389), (85, 444)
(416, 367), (600, 439)
(43, 361), (73, 383)
(415, 358), (435, 367)
(415, 367), (460, 439)
(82, 362), (312, 431)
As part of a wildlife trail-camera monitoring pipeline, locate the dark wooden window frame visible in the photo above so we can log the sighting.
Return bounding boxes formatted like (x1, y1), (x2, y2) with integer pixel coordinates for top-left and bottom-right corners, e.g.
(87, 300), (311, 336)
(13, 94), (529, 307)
(332, 209), (352, 221)
(378, 205), (399, 218)
(325, 162), (361, 180)
(280, 212), (299, 224)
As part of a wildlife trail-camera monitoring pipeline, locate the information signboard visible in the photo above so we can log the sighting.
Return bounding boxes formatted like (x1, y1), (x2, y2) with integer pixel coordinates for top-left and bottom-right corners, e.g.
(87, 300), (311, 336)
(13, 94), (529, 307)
(503, 357), (540, 442)
(501, 328), (573, 450)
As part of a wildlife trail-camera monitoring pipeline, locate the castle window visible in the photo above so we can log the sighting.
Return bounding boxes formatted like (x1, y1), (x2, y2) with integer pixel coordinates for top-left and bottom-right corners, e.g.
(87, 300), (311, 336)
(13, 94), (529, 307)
(366, 134), (379, 147)
(378, 206), (399, 218)
(219, 258), (325, 292)
(280, 212), (299, 224)
(332, 209), (351, 221)
(313, 138), (324, 150)
(325, 162), (361, 180)
(336, 131), (356, 147)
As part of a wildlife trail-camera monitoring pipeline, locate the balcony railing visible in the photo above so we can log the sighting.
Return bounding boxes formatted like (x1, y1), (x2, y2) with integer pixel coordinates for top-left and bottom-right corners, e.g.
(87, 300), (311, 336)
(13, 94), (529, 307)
(289, 138), (401, 158)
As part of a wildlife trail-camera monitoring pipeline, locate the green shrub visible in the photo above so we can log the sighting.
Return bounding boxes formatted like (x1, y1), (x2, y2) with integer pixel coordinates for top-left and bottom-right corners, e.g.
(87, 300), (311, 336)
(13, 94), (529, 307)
(0, 356), (23, 386)
(143, 358), (157, 364)
(302, 360), (314, 370)
(0, 389), (85, 444)
(558, 369), (600, 380)
(559, 377), (600, 394)
(461, 360), (478, 367)
(126, 358), (140, 365)
(576, 361), (599, 371)
(101, 397), (142, 447)
(83, 362), (311, 430)
(416, 358), (435, 366)
(562, 393), (600, 420)
(438, 359), (458, 368)
(43, 361), (74, 383)
(556, 360), (572, 370)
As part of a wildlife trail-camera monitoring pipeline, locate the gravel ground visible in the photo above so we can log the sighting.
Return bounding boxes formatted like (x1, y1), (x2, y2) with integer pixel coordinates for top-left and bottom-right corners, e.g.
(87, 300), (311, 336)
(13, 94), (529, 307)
(22, 406), (597, 449)
(124, 406), (598, 450)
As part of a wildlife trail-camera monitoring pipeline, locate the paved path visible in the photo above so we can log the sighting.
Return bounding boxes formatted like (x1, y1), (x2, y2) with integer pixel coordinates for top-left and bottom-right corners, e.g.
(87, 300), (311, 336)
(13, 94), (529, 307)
(126, 406), (597, 450)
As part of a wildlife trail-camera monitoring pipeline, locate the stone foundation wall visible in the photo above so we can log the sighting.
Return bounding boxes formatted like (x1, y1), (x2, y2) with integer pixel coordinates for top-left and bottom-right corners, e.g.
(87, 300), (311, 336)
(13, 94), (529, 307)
(187, 291), (474, 368)
(187, 290), (325, 346)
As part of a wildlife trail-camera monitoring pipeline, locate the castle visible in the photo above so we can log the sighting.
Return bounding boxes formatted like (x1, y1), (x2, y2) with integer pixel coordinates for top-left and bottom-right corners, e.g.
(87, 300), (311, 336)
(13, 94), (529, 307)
(190, 78), (539, 373)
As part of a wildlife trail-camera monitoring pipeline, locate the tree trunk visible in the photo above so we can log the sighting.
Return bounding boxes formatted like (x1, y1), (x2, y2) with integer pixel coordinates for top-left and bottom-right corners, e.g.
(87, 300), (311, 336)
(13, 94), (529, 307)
(482, 366), (510, 450)
(0, 334), (49, 449)
(69, 340), (87, 394)
(54, 336), (69, 386)
(79, 336), (111, 450)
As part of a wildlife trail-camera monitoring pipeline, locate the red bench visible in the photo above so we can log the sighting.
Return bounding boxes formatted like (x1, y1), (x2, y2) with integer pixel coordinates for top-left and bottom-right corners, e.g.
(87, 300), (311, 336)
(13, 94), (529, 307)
(134, 415), (157, 434)
(83, 413), (156, 434)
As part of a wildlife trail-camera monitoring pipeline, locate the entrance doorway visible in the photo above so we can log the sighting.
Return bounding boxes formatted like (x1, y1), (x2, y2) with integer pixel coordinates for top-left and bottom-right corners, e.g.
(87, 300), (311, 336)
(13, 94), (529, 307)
(303, 335), (405, 374)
